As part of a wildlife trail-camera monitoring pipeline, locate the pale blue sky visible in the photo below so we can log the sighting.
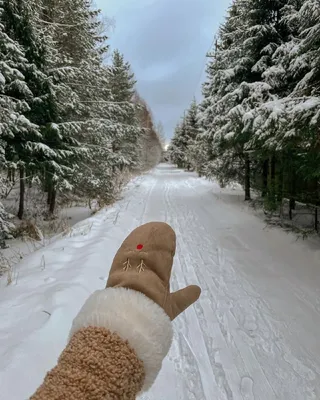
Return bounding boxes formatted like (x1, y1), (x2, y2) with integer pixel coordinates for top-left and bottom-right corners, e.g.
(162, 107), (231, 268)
(95, 0), (231, 139)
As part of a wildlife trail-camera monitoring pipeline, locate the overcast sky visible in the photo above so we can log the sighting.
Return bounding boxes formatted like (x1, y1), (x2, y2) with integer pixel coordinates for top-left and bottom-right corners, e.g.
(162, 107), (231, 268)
(95, 0), (231, 140)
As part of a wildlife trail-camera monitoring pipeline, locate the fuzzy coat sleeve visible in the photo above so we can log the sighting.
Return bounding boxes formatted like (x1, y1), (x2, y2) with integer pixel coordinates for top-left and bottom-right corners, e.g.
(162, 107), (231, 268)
(30, 287), (173, 400)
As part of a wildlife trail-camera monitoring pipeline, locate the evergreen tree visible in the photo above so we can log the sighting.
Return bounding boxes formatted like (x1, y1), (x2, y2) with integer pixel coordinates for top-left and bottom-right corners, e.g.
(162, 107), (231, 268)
(0, 1), (36, 167)
(107, 50), (142, 171)
(0, 0), (48, 218)
(196, 0), (307, 201)
(246, 0), (319, 207)
(174, 0), (320, 211)
(295, 0), (320, 96)
(0, 0), (161, 244)
(169, 99), (200, 170)
(133, 92), (163, 170)
(184, 99), (199, 171)
(169, 118), (189, 169)
(168, 124), (183, 168)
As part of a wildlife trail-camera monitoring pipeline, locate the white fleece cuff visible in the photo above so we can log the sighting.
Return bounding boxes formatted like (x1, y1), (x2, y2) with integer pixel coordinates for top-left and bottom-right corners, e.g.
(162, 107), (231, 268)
(70, 287), (173, 392)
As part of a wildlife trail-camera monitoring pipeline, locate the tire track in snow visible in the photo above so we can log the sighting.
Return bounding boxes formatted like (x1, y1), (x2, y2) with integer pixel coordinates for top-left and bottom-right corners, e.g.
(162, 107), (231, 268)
(119, 169), (319, 400)
(180, 193), (320, 393)
(173, 177), (318, 399)
(169, 178), (289, 399)
(164, 179), (228, 400)
(196, 214), (319, 399)
(162, 179), (205, 399)
(175, 180), (268, 399)
(184, 203), (286, 400)
(169, 192), (245, 400)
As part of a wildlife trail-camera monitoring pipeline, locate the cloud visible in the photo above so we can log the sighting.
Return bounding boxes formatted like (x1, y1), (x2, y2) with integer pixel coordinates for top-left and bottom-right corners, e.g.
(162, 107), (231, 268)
(95, 0), (231, 139)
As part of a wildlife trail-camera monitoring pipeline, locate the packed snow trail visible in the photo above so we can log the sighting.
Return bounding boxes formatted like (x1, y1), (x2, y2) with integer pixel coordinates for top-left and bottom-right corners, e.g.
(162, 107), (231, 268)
(1, 164), (320, 400)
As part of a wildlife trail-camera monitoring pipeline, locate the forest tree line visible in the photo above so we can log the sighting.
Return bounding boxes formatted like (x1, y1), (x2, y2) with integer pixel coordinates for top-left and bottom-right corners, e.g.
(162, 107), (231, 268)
(0, 0), (163, 244)
(169, 0), (320, 217)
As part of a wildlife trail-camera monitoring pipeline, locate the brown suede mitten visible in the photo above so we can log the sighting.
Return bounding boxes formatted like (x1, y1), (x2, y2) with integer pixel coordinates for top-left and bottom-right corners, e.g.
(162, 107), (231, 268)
(32, 222), (201, 400)
(106, 221), (201, 320)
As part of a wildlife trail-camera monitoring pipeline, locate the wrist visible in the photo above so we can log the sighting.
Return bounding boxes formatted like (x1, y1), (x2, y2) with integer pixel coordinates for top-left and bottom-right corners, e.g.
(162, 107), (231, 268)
(70, 287), (173, 392)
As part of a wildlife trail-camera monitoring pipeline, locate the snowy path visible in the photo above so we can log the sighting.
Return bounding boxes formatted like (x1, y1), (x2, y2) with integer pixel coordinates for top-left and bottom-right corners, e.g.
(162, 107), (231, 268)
(1, 164), (320, 399)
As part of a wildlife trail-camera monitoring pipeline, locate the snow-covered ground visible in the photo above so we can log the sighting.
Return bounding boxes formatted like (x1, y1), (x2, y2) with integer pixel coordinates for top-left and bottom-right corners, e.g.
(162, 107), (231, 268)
(1, 204), (93, 281)
(1, 164), (320, 399)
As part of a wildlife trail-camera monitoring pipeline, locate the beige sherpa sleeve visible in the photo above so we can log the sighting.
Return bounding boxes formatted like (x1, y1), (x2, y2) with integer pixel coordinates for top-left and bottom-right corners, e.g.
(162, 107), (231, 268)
(30, 287), (173, 400)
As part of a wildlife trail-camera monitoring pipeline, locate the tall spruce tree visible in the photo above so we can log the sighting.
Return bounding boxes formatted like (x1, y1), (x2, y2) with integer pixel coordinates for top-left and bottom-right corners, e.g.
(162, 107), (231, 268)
(107, 50), (142, 171)
(0, 0), (53, 218)
(173, 0), (320, 211)
(184, 98), (199, 171)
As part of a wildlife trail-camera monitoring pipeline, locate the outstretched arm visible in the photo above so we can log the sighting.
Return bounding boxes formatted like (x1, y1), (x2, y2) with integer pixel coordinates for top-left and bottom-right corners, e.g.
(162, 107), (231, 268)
(31, 287), (172, 400)
(31, 222), (200, 400)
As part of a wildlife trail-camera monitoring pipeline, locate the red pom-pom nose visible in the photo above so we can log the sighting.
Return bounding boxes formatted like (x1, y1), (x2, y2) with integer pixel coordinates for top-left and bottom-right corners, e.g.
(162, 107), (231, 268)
(137, 244), (143, 250)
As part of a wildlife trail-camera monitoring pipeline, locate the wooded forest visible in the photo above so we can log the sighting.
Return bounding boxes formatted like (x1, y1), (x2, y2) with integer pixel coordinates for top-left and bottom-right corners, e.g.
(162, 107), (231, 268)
(0, 0), (163, 246)
(169, 0), (320, 225)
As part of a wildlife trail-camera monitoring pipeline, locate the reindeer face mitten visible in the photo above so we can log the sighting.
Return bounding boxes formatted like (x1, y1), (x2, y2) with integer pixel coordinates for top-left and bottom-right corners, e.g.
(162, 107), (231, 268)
(62, 222), (202, 398)
(107, 221), (201, 320)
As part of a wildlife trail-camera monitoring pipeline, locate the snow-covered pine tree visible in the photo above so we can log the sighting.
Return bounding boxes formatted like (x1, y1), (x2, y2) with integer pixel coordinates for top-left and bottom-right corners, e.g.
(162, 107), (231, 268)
(183, 98), (200, 171)
(38, 1), (149, 205)
(0, 1), (37, 167)
(71, 60), (137, 205)
(168, 124), (182, 168)
(223, 0), (295, 200)
(0, 8), (27, 241)
(33, 0), (128, 208)
(198, 0), (302, 201)
(294, 0), (320, 97)
(187, 130), (208, 177)
(168, 117), (189, 169)
(197, 1), (254, 191)
(0, 0), (49, 219)
(133, 92), (162, 171)
(32, 0), (104, 213)
(108, 50), (136, 103)
(1, 0), (162, 234)
(169, 99), (201, 171)
(1, 0), (88, 217)
(245, 0), (320, 208)
(107, 50), (143, 171)
(170, 0), (319, 214)
(281, 0), (320, 203)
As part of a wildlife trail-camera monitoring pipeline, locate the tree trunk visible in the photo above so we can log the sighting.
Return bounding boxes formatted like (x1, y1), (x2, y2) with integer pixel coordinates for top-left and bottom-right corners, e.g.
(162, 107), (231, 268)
(277, 159), (283, 203)
(7, 168), (12, 183)
(47, 186), (51, 205)
(49, 187), (56, 215)
(18, 167), (25, 220)
(47, 176), (53, 206)
(262, 159), (268, 197)
(244, 154), (251, 201)
(44, 169), (51, 194)
(289, 171), (296, 220)
(270, 154), (276, 196)
(267, 154), (276, 210)
(27, 170), (32, 188)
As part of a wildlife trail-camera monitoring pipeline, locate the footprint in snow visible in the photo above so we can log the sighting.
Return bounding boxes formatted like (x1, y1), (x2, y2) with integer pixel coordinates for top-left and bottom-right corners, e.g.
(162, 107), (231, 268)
(240, 376), (254, 400)
(44, 277), (56, 283)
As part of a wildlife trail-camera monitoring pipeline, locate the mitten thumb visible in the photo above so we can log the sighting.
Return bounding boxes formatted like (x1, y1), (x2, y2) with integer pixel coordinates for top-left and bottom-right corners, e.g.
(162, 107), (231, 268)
(170, 285), (201, 320)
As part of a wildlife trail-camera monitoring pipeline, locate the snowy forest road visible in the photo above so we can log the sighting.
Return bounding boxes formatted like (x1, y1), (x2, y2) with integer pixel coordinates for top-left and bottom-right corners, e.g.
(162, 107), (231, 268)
(139, 165), (320, 400)
(1, 164), (320, 399)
